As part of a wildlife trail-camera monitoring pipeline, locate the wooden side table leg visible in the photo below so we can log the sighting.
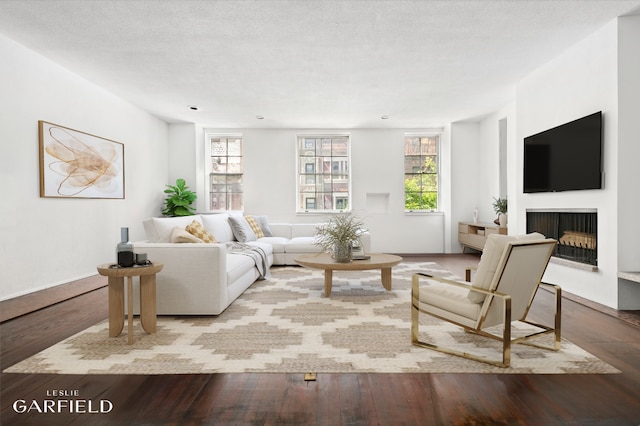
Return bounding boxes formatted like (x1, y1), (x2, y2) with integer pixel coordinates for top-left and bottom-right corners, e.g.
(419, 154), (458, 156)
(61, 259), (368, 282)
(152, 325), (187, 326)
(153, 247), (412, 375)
(139, 273), (157, 334)
(108, 277), (125, 337)
(324, 269), (333, 297)
(127, 276), (133, 345)
(381, 267), (392, 291)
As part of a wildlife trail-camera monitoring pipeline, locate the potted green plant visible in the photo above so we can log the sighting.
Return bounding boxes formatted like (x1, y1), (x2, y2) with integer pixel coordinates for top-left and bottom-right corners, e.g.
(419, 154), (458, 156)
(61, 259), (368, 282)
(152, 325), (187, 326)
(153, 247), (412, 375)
(492, 197), (508, 227)
(162, 178), (197, 217)
(315, 212), (367, 263)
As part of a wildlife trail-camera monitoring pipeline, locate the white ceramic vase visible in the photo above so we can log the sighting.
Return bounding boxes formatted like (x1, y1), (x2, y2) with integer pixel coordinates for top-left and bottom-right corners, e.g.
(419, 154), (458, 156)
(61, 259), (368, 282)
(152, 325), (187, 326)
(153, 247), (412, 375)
(498, 212), (508, 227)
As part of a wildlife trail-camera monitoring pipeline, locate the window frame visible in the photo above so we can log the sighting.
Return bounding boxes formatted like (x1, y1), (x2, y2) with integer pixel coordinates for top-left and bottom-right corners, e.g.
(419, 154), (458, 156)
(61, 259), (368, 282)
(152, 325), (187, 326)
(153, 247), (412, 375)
(404, 132), (441, 212)
(295, 134), (352, 213)
(204, 133), (244, 212)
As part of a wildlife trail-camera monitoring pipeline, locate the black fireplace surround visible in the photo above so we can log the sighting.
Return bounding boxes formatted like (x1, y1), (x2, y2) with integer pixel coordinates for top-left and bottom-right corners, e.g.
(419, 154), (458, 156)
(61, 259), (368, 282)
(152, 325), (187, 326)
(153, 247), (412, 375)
(526, 210), (597, 266)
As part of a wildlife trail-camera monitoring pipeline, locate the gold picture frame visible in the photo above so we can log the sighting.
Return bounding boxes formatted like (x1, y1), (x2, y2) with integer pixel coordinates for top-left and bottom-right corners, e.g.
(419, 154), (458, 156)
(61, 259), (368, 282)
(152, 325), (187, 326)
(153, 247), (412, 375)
(39, 121), (125, 199)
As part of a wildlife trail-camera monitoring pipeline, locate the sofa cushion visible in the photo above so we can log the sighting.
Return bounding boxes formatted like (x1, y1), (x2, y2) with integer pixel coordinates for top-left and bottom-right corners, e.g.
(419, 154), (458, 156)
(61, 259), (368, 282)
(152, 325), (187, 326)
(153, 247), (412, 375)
(245, 240), (274, 257)
(170, 226), (203, 243)
(226, 253), (257, 284)
(228, 215), (257, 242)
(269, 223), (292, 239)
(291, 223), (321, 238)
(201, 213), (234, 243)
(285, 236), (321, 253)
(186, 220), (217, 243)
(467, 232), (546, 303)
(147, 215), (203, 243)
(257, 236), (289, 253)
(244, 215), (265, 238)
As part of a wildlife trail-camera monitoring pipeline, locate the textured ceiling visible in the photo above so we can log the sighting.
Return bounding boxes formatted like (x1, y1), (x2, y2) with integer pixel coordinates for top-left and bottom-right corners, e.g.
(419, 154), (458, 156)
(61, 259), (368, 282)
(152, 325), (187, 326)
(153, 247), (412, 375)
(1, 0), (639, 128)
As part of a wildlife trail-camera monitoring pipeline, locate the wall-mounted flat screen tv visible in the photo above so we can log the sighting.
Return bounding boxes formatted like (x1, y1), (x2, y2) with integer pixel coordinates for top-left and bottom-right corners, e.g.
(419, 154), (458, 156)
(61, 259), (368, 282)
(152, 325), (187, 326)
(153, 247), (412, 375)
(524, 111), (603, 193)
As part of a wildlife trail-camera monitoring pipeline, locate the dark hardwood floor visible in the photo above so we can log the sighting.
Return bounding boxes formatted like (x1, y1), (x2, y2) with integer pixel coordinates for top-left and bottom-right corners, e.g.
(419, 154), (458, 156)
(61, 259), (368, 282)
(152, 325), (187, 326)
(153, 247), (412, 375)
(2, 254), (639, 425)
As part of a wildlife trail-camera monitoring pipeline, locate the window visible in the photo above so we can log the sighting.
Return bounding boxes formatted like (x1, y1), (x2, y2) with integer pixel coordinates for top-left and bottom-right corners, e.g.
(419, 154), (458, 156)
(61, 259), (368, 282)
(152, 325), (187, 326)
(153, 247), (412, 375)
(297, 135), (350, 212)
(404, 134), (440, 211)
(207, 135), (243, 211)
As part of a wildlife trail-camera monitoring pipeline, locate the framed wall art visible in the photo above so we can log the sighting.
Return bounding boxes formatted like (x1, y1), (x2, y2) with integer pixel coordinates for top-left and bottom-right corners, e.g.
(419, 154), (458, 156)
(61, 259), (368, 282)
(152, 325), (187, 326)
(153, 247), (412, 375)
(39, 121), (125, 199)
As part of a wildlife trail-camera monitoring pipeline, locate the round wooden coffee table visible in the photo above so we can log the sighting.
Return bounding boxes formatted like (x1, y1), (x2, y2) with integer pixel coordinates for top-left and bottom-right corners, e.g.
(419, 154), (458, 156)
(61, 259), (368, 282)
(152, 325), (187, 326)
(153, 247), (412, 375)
(295, 253), (402, 296)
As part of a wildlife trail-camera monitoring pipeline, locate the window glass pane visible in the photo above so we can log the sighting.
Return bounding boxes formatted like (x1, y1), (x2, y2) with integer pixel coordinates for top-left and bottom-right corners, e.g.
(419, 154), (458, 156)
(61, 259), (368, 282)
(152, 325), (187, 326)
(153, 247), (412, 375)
(227, 175), (243, 192)
(227, 139), (242, 156)
(211, 140), (227, 155)
(404, 134), (440, 211)
(297, 135), (350, 212)
(226, 157), (242, 174)
(207, 135), (243, 211)
(228, 193), (243, 210)
(210, 193), (227, 210)
(211, 157), (227, 173)
(300, 138), (316, 152)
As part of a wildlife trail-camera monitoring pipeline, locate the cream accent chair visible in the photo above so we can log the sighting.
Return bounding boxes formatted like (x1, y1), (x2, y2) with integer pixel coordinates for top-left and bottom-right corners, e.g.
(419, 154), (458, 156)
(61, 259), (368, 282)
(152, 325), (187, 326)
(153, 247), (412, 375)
(411, 233), (561, 367)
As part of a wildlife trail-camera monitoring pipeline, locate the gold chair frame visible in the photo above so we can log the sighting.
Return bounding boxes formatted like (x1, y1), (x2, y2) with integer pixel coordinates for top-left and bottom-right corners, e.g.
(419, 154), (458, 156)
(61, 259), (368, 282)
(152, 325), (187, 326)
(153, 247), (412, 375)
(411, 241), (561, 368)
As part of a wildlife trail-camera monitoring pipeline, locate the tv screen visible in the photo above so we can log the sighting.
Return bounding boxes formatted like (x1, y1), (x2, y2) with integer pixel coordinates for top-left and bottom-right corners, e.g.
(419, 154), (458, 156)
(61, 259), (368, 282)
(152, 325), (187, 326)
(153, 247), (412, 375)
(524, 111), (602, 193)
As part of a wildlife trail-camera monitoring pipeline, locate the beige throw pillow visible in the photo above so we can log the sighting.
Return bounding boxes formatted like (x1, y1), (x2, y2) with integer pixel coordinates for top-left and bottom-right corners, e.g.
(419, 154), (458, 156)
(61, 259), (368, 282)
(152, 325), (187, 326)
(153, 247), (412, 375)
(170, 226), (204, 243)
(185, 220), (217, 243)
(244, 215), (265, 238)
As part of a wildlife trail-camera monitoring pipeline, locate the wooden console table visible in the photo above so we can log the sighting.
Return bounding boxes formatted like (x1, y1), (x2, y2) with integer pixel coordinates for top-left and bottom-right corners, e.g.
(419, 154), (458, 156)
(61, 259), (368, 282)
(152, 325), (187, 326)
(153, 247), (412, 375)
(97, 262), (163, 344)
(458, 221), (507, 252)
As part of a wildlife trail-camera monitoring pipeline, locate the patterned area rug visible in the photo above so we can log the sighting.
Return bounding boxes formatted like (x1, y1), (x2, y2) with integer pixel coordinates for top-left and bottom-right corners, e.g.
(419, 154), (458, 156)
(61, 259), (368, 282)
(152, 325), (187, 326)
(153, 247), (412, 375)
(4, 262), (619, 375)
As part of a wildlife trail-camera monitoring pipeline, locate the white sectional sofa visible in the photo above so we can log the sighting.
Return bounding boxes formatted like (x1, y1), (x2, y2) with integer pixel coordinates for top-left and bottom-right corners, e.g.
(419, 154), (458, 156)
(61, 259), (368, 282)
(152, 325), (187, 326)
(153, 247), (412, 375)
(133, 213), (371, 315)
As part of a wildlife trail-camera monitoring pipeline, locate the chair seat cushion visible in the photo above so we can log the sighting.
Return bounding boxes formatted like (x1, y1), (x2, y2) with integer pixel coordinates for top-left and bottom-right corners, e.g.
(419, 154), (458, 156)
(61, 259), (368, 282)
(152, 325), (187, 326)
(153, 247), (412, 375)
(416, 282), (482, 321)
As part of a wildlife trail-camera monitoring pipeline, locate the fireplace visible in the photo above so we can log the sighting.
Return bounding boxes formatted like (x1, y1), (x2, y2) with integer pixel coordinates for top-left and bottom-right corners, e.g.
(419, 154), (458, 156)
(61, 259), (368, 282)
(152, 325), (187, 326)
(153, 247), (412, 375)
(526, 210), (597, 266)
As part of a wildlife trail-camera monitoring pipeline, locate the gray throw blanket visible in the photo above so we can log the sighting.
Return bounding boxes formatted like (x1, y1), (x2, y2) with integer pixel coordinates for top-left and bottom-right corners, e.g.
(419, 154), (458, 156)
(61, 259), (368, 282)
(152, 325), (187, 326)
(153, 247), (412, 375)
(226, 242), (271, 279)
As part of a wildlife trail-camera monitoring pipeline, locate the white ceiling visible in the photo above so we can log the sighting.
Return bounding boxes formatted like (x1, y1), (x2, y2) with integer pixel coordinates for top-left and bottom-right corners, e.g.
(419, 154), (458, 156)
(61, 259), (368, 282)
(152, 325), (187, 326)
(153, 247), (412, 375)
(1, 0), (639, 128)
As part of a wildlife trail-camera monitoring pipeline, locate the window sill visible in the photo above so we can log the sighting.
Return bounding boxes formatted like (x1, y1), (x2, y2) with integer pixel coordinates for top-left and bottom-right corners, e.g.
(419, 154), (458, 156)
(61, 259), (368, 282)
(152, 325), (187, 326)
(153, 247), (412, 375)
(404, 210), (443, 216)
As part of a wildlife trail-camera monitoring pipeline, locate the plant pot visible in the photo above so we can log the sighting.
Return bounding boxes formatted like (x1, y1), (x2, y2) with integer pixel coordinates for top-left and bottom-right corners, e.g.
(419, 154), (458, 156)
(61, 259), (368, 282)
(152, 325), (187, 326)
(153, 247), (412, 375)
(333, 242), (352, 263)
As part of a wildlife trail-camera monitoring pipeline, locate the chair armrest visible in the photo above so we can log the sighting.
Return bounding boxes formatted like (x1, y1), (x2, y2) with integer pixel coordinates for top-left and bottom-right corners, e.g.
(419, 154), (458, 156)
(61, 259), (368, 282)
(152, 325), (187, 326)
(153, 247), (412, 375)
(413, 272), (510, 299)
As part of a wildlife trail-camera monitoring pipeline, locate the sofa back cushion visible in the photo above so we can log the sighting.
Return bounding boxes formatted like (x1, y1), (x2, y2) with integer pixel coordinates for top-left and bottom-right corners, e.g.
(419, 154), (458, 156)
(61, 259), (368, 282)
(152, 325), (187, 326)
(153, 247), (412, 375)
(201, 213), (234, 243)
(269, 224), (292, 239)
(291, 223), (321, 238)
(144, 215), (203, 243)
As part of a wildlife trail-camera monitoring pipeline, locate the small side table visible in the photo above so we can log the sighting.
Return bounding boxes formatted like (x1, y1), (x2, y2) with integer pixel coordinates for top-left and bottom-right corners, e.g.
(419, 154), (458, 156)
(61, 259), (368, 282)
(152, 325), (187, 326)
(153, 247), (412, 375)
(97, 262), (164, 344)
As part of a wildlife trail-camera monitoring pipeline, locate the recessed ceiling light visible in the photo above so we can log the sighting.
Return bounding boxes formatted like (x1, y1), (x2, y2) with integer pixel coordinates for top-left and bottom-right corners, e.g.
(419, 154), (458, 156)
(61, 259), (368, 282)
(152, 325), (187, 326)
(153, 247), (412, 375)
(256, 115), (264, 120)
(188, 105), (199, 111)
(381, 115), (389, 120)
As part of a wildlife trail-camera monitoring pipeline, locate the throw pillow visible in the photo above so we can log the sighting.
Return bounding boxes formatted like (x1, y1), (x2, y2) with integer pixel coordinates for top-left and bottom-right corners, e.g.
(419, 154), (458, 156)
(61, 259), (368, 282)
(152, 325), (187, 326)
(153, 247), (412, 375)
(228, 215), (257, 242)
(170, 226), (204, 243)
(253, 215), (273, 237)
(185, 220), (217, 243)
(244, 215), (265, 238)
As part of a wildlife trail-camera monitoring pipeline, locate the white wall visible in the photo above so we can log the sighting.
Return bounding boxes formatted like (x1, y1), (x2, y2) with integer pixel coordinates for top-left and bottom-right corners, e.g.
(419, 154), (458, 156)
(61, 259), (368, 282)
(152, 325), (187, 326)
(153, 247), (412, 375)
(172, 127), (454, 253)
(0, 34), (169, 300)
(514, 20), (620, 307)
(616, 15), (640, 308)
(475, 103), (517, 224)
(449, 121), (480, 251)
